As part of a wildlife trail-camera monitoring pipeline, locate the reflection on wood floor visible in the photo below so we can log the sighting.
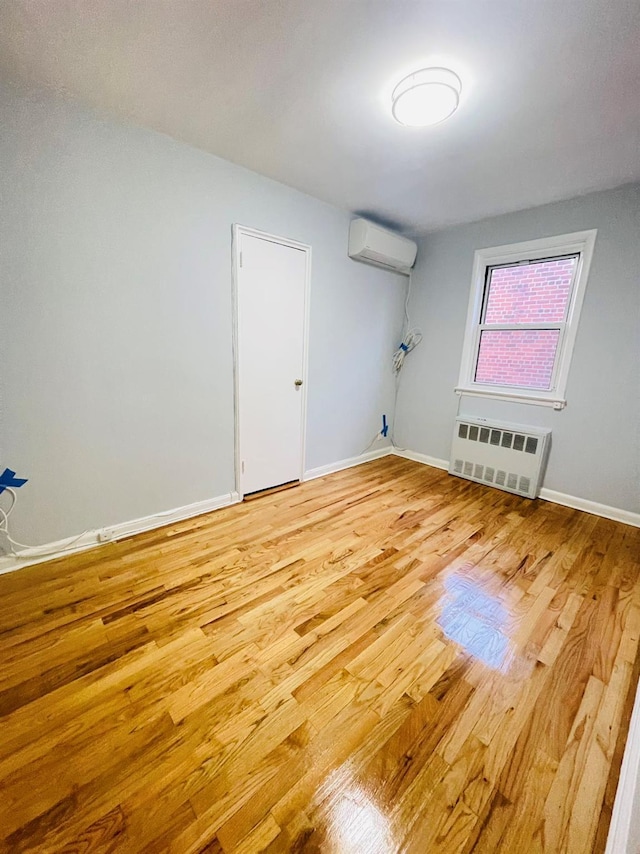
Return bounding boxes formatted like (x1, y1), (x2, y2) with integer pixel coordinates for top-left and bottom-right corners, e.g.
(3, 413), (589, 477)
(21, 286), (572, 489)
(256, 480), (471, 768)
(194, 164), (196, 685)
(0, 456), (638, 853)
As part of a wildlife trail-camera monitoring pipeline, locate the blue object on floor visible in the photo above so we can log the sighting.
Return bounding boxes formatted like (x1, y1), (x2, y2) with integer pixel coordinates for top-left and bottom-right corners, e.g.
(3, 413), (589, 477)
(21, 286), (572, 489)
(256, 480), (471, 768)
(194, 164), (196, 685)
(0, 468), (28, 495)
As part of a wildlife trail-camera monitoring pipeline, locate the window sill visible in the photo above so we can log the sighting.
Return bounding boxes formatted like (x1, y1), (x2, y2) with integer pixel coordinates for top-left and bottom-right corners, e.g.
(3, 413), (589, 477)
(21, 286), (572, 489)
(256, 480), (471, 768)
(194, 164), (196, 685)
(455, 386), (566, 410)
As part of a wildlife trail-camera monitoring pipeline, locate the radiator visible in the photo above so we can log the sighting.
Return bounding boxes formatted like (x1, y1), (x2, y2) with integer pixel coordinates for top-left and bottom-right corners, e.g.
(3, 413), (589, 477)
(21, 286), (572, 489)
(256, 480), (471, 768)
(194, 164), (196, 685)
(449, 417), (551, 499)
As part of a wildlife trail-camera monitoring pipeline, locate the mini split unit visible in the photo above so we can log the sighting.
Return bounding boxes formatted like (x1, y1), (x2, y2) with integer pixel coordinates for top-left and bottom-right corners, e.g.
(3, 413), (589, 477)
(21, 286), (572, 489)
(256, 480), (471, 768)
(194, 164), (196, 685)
(348, 218), (417, 275)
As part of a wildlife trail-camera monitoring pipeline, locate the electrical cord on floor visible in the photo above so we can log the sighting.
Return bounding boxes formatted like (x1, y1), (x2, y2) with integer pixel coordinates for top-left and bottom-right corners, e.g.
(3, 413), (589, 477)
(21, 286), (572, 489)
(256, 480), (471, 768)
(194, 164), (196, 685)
(0, 487), (90, 557)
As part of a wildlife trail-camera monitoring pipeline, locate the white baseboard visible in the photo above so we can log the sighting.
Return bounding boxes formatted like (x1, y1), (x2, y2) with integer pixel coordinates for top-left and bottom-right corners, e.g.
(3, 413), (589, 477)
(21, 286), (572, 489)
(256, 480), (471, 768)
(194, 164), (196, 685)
(0, 491), (241, 576)
(539, 488), (640, 528)
(303, 445), (393, 481)
(392, 448), (639, 853)
(605, 679), (640, 854)
(1, 446), (637, 854)
(2, 446), (637, 582)
(392, 448), (449, 471)
(392, 449), (640, 528)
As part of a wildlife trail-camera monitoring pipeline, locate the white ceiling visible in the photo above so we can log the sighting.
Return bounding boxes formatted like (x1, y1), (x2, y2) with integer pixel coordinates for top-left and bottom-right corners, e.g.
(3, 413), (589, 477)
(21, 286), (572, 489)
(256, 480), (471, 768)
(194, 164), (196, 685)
(1, 0), (639, 232)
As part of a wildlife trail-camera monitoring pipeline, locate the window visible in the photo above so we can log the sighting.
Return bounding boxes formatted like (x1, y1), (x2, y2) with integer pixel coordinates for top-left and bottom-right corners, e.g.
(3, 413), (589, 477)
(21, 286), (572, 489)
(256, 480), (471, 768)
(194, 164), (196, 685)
(457, 230), (597, 409)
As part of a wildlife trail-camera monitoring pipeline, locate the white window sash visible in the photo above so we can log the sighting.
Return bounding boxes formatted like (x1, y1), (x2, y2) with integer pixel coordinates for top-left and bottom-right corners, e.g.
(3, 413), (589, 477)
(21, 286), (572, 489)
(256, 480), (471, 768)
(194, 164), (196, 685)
(474, 322), (566, 392)
(477, 322), (565, 331)
(457, 230), (597, 408)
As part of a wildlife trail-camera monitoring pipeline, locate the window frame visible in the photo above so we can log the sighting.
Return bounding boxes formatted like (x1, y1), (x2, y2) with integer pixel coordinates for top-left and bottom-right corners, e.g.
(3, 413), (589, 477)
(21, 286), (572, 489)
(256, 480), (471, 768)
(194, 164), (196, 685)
(456, 230), (597, 409)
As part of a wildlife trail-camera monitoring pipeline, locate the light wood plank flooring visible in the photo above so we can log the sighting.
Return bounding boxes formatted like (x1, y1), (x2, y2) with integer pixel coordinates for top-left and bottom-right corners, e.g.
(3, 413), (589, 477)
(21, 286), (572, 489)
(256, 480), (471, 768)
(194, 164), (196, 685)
(0, 456), (638, 853)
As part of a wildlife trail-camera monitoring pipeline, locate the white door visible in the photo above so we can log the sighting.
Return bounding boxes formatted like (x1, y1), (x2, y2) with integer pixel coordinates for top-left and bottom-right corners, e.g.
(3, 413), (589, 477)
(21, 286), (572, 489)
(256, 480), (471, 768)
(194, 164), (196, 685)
(236, 229), (308, 496)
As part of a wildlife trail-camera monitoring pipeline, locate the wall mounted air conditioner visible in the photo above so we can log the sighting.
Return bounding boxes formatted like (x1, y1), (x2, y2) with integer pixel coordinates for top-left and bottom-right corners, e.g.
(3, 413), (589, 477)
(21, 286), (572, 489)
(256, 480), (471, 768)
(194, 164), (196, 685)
(449, 417), (551, 499)
(348, 218), (417, 275)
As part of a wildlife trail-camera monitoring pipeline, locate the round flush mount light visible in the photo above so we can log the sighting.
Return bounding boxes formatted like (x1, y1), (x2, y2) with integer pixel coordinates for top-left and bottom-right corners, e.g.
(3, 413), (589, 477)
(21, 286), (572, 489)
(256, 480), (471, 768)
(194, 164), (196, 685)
(391, 67), (462, 127)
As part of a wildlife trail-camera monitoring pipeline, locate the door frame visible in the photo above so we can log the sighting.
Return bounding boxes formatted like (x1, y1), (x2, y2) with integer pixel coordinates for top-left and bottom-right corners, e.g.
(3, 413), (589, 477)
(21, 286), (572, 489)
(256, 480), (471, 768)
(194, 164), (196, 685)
(231, 224), (312, 499)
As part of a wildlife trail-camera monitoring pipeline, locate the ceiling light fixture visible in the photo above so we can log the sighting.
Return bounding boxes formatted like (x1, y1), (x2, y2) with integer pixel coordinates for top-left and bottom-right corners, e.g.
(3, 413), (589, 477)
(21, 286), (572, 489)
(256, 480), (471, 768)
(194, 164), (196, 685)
(391, 67), (462, 127)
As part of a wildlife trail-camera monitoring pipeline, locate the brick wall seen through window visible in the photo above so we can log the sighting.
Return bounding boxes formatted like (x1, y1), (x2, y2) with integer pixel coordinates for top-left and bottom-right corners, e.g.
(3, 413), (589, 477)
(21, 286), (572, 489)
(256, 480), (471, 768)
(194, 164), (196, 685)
(474, 256), (577, 389)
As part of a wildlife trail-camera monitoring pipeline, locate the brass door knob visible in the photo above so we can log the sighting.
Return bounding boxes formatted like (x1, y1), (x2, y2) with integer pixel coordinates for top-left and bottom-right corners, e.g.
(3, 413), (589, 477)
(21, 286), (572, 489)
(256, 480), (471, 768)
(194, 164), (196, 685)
(294, 379), (303, 387)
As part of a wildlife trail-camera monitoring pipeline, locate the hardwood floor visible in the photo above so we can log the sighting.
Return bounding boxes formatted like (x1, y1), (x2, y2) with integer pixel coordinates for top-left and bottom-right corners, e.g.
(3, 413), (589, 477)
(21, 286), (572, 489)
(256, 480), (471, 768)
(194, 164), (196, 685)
(0, 456), (638, 853)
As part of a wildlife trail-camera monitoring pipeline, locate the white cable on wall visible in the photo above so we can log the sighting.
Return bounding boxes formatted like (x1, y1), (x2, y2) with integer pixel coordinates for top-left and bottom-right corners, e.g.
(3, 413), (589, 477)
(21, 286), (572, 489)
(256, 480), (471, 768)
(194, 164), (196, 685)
(393, 271), (423, 375)
(361, 270), (423, 455)
(0, 487), (90, 557)
(392, 327), (423, 375)
(390, 271), (422, 448)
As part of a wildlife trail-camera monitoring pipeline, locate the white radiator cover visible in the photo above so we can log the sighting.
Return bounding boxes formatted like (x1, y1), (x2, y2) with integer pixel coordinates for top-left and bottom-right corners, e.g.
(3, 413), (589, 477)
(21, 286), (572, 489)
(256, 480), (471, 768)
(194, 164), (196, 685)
(449, 417), (551, 499)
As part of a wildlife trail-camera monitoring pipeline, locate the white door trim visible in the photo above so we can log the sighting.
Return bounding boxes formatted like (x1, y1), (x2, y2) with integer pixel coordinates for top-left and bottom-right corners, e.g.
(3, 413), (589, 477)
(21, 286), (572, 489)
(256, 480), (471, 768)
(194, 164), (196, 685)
(231, 224), (312, 499)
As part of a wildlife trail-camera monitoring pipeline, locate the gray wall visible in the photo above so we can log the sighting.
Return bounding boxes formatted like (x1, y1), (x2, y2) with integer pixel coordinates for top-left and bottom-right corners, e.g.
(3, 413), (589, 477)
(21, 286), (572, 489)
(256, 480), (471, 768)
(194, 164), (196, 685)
(395, 183), (640, 514)
(1, 81), (406, 546)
